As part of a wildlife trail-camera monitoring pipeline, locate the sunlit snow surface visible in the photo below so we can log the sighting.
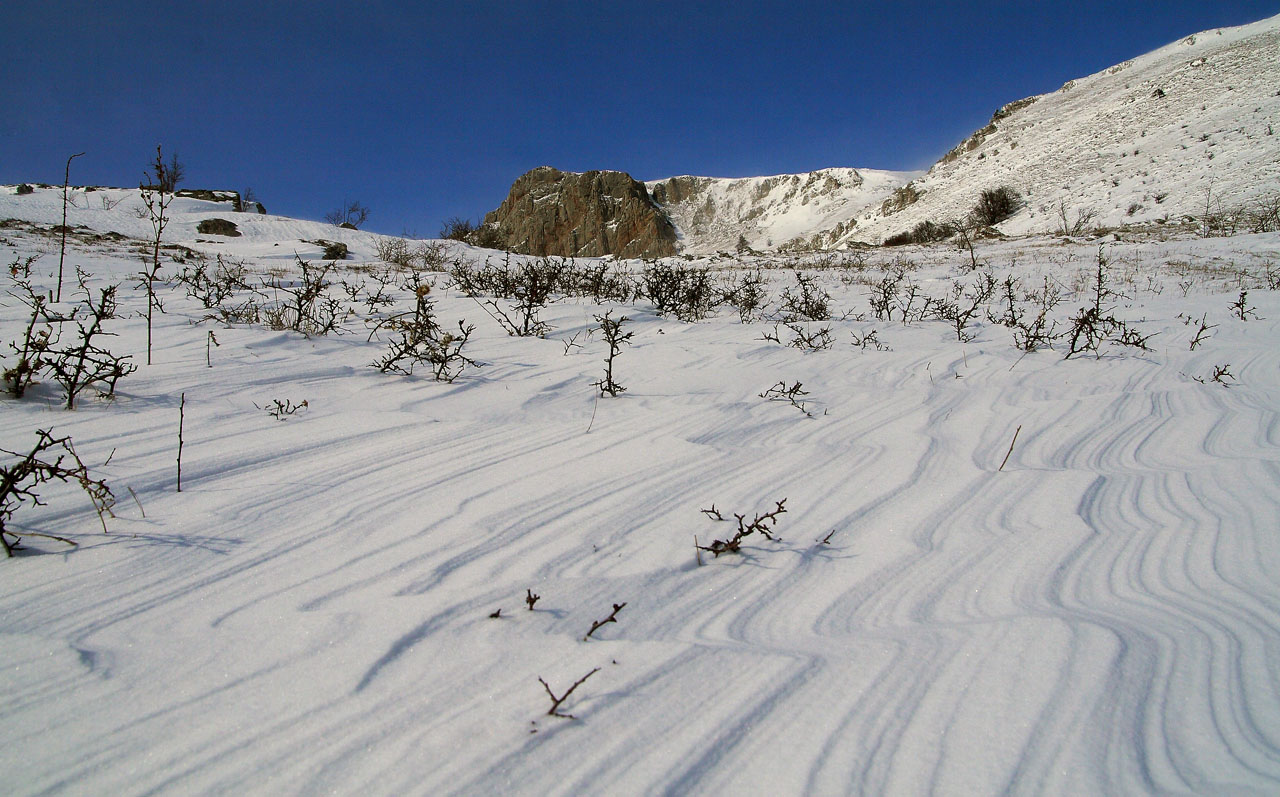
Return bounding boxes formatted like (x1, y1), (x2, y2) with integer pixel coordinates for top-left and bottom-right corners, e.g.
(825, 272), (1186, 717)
(2, 187), (1279, 795)
(848, 13), (1280, 245)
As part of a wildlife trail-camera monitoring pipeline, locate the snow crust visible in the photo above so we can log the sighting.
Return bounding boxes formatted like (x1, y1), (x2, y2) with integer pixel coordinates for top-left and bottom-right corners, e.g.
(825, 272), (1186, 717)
(3, 188), (1280, 794)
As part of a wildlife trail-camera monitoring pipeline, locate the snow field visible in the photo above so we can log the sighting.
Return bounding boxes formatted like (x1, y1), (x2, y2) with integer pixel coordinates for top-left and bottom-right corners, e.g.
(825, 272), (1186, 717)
(2, 194), (1280, 794)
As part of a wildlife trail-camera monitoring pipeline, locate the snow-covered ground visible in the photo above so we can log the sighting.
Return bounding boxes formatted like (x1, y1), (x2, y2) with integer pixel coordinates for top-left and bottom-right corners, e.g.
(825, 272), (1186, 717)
(3, 188), (1280, 794)
(846, 13), (1280, 244)
(647, 167), (921, 254)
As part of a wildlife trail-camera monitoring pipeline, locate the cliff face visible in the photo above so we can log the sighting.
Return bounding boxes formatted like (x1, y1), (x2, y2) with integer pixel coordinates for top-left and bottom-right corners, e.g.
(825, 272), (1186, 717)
(482, 167), (678, 258)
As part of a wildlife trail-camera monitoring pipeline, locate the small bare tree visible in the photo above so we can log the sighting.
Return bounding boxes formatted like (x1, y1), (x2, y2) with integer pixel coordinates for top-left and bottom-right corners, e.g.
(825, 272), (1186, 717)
(148, 150), (184, 193)
(594, 311), (633, 397)
(4, 261), (58, 398)
(139, 145), (176, 364)
(56, 152), (85, 302)
(1054, 199), (1097, 236)
(324, 199), (370, 229)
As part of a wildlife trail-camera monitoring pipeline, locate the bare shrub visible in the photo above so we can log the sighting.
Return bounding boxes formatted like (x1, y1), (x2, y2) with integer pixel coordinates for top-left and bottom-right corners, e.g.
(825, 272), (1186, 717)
(1183, 312), (1216, 350)
(4, 263), (55, 398)
(778, 271), (830, 321)
(1244, 194), (1280, 233)
(850, 328), (889, 351)
(937, 270), (996, 342)
(720, 268), (770, 322)
(56, 153), (84, 302)
(538, 668), (600, 720)
(45, 274), (136, 408)
(583, 602), (627, 641)
(883, 219), (953, 246)
(1230, 290), (1260, 321)
(1008, 278), (1063, 352)
(439, 217), (476, 241)
(374, 237), (447, 270)
(477, 257), (562, 337)
(1064, 248), (1155, 358)
(256, 398), (309, 420)
(643, 262), (717, 321)
(1054, 200), (1097, 236)
(341, 266), (397, 315)
(262, 256), (344, 336)
(1, 429), (114, 558)
(762, 322), (833, 352)
(145, 150), (184, 193)
(759, 380), (812, 416)
(557, 260), (636, 304)
(594, 311), (633, 397)
(696, 498), (787, 557)
(868, 269), (904, 321)
(175, 255), (254, 308)
(1190, 364), (1235, 386)
(370, 276), (477, 382)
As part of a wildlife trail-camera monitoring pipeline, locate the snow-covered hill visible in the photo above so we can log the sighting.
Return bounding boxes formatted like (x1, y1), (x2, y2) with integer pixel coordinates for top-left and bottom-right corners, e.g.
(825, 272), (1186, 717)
(3, 184), (1280, 794)
(0, 185), (397, 264)
(844, 12), (1280, 244)
(647, 167), (920, 254)
(637, 13), (1279, 251)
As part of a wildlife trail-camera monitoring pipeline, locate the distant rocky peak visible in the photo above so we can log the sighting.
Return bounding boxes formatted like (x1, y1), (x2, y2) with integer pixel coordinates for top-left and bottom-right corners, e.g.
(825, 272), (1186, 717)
(481, 167), (678, 258)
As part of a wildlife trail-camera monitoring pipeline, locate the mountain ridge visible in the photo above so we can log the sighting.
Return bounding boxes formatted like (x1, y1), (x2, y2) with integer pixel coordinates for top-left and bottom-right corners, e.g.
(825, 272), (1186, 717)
(480, 12), (1279, 253)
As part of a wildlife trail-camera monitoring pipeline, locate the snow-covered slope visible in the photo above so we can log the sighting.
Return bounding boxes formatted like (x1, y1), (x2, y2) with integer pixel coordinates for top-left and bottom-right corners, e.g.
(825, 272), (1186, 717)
(846, 13), (1280, 243)
(3, 188), (1280, 794)
(646, 167), (920, 254)
(0, 185), (399, 264)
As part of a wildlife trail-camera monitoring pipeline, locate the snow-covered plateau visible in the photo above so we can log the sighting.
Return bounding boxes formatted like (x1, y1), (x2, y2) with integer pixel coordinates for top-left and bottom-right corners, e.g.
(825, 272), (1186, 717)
(2, 184), (1279, 795)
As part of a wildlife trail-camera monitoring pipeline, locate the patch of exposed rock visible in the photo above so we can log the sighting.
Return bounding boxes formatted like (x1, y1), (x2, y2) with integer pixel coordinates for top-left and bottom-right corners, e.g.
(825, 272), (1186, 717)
(482, 167), (677, 258)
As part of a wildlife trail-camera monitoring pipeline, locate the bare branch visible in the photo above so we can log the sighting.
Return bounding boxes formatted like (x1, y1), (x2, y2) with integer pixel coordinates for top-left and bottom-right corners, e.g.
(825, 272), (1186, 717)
(584, 602), (627, 641)
(538, 667), (601, 719)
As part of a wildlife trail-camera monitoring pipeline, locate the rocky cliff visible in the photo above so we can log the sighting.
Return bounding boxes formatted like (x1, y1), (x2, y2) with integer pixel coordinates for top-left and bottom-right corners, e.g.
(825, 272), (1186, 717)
(481, 166), (678, 258)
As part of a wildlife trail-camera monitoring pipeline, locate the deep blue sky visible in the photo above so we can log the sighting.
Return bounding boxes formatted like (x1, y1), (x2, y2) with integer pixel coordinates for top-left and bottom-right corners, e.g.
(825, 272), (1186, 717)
(3, 1), (1277, 237)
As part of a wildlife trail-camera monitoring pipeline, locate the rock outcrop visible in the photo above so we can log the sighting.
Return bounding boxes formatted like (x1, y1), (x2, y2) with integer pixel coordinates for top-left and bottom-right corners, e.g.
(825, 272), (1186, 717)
(481, 167), (678, 258)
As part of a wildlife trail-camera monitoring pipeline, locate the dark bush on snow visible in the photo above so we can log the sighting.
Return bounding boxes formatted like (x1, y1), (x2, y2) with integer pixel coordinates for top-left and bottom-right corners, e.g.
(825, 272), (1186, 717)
(970, 186), (1023, 227)
(440, 216), (477, 241)
(883, 219), (954, 246)
(197, 218), (240, 237)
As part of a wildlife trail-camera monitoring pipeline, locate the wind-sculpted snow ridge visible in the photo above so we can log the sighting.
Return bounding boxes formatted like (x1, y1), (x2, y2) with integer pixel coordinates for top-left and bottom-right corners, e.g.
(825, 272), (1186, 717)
(2, 190), (1280, 794)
